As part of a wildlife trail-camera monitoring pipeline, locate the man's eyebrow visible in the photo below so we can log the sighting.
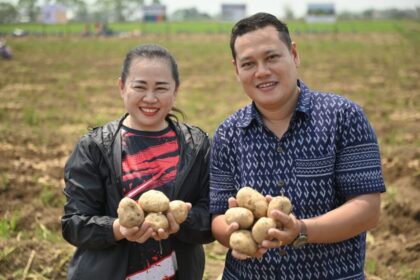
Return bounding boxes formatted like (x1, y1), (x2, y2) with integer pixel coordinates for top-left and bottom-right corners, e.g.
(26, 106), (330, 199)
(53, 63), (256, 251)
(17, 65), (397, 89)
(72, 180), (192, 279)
(155, 81), (170, 86)
(238, 50), (279, 63)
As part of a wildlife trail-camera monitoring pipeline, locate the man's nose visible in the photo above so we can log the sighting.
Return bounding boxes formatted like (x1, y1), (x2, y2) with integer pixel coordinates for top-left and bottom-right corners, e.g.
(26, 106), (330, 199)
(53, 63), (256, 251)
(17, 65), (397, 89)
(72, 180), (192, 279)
(255, 63), (270, 78)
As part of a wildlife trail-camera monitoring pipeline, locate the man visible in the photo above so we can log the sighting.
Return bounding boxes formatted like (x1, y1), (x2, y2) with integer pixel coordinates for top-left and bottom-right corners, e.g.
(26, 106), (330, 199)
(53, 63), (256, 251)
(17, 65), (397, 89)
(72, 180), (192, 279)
(210, 12), (386, 279)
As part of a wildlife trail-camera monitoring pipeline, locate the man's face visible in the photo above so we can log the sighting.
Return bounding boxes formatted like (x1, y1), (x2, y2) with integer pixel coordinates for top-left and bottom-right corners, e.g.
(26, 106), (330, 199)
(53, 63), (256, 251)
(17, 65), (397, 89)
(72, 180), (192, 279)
(233, 25), (300, 112)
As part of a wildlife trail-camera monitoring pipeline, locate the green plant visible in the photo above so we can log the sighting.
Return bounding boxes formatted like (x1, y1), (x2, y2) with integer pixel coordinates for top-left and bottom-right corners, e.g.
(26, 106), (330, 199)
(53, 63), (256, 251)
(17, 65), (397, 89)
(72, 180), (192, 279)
(35, 223), (53, 240)
(23, 107), (39, 126)
(40, 184), (65, 207)
(0, 172), (9, 192)
(0, 211), (20, 239)
(40, 186), (54, 207)
(386, 186), (397, 203)
(365, 258), (376, 274)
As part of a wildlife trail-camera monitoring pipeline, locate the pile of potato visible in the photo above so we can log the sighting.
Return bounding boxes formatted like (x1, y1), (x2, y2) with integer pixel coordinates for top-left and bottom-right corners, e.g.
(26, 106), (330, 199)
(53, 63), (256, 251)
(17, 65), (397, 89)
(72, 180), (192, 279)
(117, 190), (189, 230)
(226, 187), (292, 256)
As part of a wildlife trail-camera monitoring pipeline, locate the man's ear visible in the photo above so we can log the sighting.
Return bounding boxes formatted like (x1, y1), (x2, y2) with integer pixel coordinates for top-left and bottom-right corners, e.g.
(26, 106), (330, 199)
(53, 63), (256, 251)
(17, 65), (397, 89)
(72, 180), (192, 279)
(232, 59), (240, 82)
(291, 42), (300, 68)
(232, 59), (239, 74)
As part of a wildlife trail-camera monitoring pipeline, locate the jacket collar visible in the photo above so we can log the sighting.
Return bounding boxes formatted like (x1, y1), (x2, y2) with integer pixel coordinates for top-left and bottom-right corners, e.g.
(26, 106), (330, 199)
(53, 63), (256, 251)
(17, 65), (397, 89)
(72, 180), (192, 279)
(89, 113), (205, 199)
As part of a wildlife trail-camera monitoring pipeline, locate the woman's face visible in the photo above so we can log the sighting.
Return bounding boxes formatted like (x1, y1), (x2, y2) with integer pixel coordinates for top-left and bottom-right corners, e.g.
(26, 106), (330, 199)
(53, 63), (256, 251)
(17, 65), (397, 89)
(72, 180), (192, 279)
(119, 57), (177, 131)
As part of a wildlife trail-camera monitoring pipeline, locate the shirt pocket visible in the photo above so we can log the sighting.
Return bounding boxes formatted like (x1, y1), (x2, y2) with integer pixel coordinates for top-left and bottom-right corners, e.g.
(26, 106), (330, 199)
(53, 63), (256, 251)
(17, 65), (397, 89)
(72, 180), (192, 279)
(292, 154), (337, 217)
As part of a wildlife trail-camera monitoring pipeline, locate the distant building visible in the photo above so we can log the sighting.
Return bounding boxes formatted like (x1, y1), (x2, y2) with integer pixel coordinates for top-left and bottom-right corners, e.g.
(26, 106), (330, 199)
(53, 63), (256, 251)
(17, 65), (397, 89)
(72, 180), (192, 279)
(42, 4), (67, 24)
(142, 4), (166, 22)
(221, 4), (246, 22)
(306, 3), (336, 23)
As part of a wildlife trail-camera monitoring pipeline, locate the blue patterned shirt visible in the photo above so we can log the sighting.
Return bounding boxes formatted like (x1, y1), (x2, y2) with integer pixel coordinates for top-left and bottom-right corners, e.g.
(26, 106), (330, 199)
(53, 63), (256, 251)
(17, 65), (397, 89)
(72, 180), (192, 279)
(209, 80), (386, 280)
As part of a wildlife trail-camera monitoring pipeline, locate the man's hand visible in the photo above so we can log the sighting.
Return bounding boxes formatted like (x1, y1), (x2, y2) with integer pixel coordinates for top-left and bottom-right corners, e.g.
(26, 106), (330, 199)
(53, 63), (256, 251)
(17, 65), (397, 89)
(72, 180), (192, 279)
(261, 210), (300, 248)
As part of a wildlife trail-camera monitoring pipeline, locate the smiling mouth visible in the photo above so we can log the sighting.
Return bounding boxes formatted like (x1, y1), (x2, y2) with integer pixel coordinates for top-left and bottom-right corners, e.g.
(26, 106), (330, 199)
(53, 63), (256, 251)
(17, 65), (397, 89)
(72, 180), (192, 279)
(256, 81), (278, 89)
(140, 107), (159, 115)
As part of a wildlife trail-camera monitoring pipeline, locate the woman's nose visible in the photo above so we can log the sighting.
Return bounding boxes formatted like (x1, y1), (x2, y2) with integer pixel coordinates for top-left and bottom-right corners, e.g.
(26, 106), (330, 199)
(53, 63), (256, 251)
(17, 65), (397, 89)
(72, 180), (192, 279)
(142, 91), (157, 102)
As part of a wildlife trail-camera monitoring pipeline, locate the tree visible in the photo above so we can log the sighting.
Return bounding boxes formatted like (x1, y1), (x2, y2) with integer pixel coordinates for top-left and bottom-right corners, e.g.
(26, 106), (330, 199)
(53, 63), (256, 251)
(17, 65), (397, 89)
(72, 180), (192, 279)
(284, 5), (294, 20)
(93, 0), (143, 22)
(171, 7), (210, 21)
(0, 2), (18, 23)
(55, 0), (90, 22)
(17, 0), (40, 22)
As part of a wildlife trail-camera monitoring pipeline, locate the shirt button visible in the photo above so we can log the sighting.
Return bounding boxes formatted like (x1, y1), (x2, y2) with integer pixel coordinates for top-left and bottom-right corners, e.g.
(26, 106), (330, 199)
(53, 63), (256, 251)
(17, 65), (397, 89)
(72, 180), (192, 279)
(278, 180), (285, 188)
(277, 146), (283, 153)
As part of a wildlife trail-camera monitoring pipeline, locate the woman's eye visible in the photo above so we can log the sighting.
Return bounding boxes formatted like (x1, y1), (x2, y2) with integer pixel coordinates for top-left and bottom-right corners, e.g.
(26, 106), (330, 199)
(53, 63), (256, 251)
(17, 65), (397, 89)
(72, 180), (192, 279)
(133, 86), (146, 91)
(267, 54), (279, 61)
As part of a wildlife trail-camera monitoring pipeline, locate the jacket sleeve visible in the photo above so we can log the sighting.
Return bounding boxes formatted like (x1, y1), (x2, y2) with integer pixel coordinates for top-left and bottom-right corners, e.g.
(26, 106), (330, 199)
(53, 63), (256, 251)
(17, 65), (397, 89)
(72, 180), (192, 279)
(61, 135), (118, 250)
(174, 134), (215, 245)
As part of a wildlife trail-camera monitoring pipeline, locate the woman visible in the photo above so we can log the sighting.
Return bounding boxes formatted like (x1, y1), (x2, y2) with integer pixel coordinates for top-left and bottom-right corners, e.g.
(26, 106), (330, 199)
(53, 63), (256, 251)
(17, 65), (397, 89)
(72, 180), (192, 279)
(62, 44), (214, 280)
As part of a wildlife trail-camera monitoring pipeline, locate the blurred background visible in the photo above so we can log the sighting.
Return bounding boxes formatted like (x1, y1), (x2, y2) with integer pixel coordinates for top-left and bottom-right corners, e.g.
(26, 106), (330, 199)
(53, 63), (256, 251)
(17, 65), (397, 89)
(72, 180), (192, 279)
(0, 0), (419, 279)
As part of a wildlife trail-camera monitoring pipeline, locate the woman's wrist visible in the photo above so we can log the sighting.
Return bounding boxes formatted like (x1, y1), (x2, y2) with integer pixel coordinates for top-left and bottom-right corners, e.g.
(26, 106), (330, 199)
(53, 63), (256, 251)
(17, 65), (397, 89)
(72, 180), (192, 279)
(113, 219), (124, 241)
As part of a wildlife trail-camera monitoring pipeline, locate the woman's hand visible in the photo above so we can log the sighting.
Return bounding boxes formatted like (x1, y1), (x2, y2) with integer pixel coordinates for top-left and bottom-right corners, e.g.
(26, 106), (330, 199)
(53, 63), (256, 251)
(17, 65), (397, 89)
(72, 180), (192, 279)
(152, 202), (192, 241)
(115, 218), (154, 243)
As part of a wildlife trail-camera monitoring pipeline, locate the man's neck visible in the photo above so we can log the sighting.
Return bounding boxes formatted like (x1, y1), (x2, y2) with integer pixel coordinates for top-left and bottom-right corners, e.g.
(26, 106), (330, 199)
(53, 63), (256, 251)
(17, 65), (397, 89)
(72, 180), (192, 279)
(258, 87), (300, 138)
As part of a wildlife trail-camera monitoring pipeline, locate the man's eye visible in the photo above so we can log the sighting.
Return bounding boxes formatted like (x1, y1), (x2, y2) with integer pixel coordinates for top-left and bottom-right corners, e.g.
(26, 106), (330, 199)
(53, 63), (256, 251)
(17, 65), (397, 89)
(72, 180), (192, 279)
(241, 62), (253, 69)
(156, 87), (168, 92)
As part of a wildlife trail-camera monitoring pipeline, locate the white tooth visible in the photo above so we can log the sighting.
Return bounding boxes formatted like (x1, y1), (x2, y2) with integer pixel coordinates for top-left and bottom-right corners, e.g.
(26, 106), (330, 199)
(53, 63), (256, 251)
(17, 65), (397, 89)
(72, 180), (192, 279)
(142, 108), (157, 113)
(258, 82), (275, 88)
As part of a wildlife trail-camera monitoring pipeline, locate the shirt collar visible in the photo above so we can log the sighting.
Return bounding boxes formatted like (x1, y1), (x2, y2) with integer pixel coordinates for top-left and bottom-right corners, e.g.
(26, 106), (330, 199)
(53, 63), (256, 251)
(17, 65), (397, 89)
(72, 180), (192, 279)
(236, 79), (312, 128)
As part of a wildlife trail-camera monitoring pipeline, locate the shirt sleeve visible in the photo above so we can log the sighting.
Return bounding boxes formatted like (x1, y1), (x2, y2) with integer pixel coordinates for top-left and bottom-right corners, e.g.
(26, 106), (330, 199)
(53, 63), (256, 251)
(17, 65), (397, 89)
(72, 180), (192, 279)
(335, 102), (386, 196)
(209, 125), (237, 214)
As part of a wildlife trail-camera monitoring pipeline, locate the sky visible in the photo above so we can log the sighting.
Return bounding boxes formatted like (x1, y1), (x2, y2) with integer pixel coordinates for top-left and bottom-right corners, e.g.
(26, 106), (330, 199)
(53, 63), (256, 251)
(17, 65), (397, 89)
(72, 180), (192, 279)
(160, 0), (420, 17)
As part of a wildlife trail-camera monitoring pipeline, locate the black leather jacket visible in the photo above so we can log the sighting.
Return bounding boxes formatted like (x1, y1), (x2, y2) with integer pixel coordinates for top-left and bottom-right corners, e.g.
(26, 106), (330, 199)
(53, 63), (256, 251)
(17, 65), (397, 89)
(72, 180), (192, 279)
(62, 114), (214, 280)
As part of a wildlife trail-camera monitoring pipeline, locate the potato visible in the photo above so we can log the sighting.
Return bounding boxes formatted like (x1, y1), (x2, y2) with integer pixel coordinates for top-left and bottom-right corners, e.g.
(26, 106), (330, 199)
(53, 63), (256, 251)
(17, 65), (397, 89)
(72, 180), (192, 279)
(229, 230), (258, 256)
(169, 200), (189, 224)
(138, 190), (170, 213)
(144, 212), (169, 231)
(267, 196), (292, 218)
(251, 217), (277, 243)
(225, 207), (254, 229)
(117, 197), (144, 228)
(236, 187), (268, 219)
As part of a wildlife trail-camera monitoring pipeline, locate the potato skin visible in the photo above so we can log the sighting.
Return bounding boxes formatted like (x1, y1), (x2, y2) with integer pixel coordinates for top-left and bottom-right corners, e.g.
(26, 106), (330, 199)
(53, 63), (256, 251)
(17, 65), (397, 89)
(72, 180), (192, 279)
(138, 190), (170, 213)
(236, 187), (268, 219)
(144, 212), (169, 230)
(169, 200), (189, 224)
(267, 196), (292, 218)
(117, 197), (144, 228)
(225, 207), (254, 229)
(251, 217), (277, 243)
(229, 230), (258, 256)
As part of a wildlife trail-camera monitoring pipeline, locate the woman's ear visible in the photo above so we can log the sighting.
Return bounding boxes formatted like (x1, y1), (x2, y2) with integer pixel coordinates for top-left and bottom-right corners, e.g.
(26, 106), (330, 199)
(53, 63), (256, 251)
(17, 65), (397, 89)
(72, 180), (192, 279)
(118, 77), (125, 98)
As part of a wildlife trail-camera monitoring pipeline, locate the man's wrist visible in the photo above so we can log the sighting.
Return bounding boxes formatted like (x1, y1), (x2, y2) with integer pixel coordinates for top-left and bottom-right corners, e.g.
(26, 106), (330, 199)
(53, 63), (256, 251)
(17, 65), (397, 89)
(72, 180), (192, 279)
(292, 220), (308, 248)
